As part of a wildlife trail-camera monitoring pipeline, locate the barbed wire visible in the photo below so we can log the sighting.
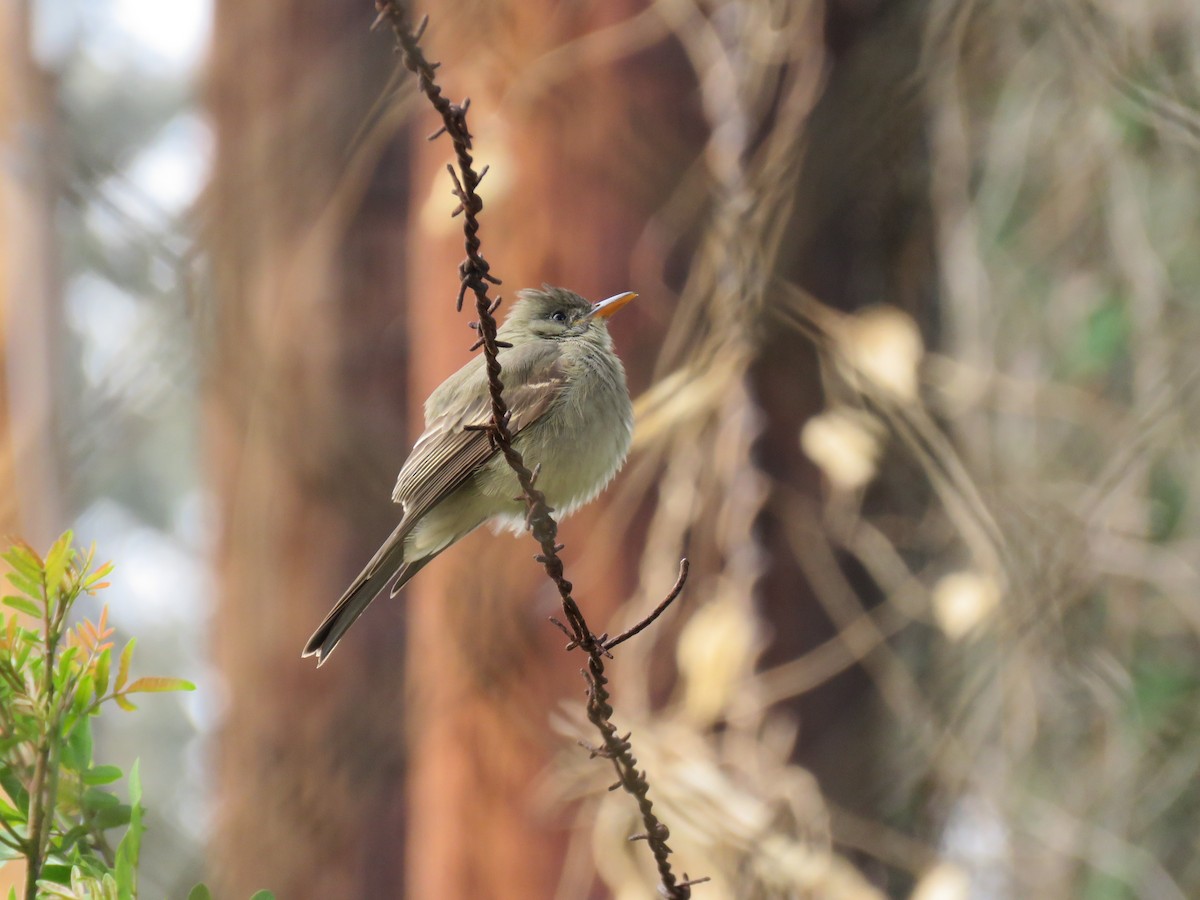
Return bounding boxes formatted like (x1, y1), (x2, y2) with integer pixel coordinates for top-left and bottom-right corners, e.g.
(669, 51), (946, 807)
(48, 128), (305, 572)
(372, 2), (702, 895)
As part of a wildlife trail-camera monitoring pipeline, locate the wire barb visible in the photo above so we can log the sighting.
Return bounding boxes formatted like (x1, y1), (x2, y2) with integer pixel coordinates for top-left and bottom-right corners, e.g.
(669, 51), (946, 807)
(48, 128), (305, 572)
(604, 559), (690, 652)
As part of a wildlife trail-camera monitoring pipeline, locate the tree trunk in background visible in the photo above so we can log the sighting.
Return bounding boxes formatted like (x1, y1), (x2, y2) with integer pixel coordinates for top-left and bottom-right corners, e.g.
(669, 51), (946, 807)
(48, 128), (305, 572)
(0, 3), (62, 893)
(770, 0), (936, 822)
(0, 0), (61, 548)
(206, 3), (414, 895)
(0, 7), (29, 895)
(402, 4), (702, 896)
(0, 0), (26, 541)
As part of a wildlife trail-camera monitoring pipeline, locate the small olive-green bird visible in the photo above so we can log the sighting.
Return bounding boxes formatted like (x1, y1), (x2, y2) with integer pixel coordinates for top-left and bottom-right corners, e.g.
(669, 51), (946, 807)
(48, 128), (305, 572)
(303, 285), (636, 664)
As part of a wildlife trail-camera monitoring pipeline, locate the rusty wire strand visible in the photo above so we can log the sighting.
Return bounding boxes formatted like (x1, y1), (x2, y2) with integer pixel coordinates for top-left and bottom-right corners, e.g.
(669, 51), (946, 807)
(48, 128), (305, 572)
(374, 2), (699, 895)
(604, 559), (689, 652)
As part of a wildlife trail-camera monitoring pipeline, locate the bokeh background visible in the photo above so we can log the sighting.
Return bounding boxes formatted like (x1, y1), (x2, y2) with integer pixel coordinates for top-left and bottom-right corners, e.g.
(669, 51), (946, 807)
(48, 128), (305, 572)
(3, 0), (1200, 897)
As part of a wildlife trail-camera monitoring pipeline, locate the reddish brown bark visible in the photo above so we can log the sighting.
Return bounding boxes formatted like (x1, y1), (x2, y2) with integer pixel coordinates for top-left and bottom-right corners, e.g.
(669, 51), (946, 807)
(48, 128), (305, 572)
(206, 3), (414, 895)
(0, 1), (60, 546)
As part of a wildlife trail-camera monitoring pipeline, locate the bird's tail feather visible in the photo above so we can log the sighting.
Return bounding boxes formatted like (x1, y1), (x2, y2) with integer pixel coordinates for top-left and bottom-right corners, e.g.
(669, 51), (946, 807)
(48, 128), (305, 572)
(301, 527), (432, 666)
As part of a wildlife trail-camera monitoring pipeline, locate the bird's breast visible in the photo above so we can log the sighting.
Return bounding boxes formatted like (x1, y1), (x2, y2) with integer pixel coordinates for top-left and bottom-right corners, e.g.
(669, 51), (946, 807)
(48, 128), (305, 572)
(481, 345), (632, 519)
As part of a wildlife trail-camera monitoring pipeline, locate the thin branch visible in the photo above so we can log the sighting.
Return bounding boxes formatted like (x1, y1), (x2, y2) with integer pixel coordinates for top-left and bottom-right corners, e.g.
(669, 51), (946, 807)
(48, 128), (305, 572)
(604, 559), (690, 651)
(374, 2), (695, 894)
(24, 573), (59, 899)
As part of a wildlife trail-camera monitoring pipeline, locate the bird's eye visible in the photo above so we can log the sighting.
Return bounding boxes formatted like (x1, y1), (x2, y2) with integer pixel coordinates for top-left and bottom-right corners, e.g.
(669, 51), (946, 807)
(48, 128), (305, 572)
(551, 310), (568, 323)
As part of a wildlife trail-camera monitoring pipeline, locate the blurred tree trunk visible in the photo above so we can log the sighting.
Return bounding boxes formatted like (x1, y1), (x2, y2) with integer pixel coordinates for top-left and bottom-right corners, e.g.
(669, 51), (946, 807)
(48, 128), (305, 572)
(766, 0), (937, 850)
(0, 0), (26, 541)
(205, 3), (415, 895)
(0, 6), (28, 895)
(0, 0), (60, 547)
(0, 2), (61, 893)
(402, 4), (702, 897)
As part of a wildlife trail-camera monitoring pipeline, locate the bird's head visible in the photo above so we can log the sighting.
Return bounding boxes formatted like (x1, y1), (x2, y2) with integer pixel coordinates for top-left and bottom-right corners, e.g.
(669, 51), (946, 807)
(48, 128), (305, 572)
(500, 285), (637, 342)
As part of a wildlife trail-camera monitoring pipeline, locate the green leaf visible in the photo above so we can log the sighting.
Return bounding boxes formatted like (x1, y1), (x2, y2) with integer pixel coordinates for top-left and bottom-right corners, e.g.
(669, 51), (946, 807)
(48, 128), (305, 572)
(124, 676), (196, 694)
(43, 531), (74, 602)
(82, 562), (114, 591)
(82, 765), (123, 786)
(115, 639), (135, 693)
(94, 647), (112, 698)
(56, 646), (80, 692)
(35, 883), (75, 900)
(4, 569), (42, 603)
(82, 789), (120, 816)
(39, 864), (73, 885)
(128, 759), (142, 815)
(1, 595), (40, 617)
(115, 761), (143, 900)
(0, 770), (28, 816)
(12, 641), (32, 674)
(61, 719), (94, 773)
(54, 822), (92, 855)
(71, 852), (109, 880)
(90, 802), (132, 831)
(0, 792), (24, 825)
(187, 885), (214, 900)
(114, 694), (138, 712)
(248, 892), (276, 900)
(2, 545), (43, 582)
(117, 868), (135, 900)
(73, 673), (96, 716)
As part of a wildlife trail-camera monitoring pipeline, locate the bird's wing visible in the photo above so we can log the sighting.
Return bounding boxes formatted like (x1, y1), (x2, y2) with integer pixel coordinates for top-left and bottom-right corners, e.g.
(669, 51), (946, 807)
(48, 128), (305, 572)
(303, 348), (568, 664)
(391, 346), (568, 525)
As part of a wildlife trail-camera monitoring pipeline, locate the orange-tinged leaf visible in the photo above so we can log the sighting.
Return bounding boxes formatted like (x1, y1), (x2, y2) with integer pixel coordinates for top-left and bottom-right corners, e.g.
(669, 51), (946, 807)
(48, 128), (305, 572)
(114, 693), (138, 712)
(83, 562), (114, 590)
(95, 606), (113, 640)
(115, 638), (136, 692)
(124, 676), (196, 694)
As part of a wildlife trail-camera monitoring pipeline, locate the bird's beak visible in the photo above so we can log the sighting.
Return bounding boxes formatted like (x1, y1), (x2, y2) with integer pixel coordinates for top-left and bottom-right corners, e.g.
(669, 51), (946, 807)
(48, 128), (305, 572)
(588, 291), (637, 320)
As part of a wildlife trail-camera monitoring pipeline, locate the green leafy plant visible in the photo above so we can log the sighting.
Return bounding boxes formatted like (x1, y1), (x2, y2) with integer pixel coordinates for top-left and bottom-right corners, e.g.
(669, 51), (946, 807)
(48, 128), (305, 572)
(0, 532), (194, 899)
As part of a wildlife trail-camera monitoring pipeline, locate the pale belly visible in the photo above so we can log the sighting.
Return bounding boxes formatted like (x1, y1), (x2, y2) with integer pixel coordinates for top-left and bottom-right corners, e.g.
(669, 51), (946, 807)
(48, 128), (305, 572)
(404, 389), (632, 559)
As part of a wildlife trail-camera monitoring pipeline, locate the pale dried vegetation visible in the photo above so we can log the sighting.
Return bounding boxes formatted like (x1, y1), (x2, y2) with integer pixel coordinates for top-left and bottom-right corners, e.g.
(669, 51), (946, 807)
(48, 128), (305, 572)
(540, 0), (1200, 897)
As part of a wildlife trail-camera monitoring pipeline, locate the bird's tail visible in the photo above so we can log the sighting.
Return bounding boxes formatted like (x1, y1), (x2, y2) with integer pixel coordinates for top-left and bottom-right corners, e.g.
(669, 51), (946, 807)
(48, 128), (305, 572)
(301, 523), (432, 666)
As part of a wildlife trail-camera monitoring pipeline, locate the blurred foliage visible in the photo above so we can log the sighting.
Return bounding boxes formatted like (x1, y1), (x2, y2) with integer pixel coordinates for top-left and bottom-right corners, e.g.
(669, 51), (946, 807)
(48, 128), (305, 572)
(571, 1), (1200, 896)
(0, 533), (193, 898)
(185, 884), (275, 900)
